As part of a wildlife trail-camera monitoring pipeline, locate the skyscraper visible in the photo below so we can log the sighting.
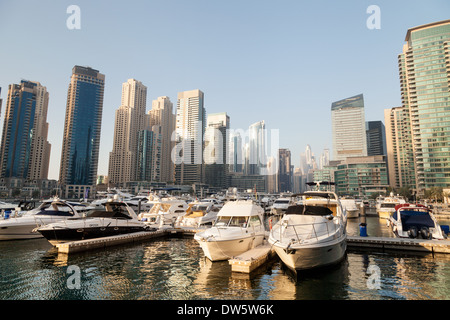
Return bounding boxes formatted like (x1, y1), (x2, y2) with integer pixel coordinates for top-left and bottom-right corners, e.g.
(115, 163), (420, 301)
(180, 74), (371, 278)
(149, 96), (176, 183)
(0, 87), (3, 115)
(366, 121), (387, 156)
(331, 94), (367, 161)
(399, 20), (450, 192)
(0, 80), (51, 179)
(278, 148), (292, 192)
(174, 89), (205, 185)
(384, 107), (415, 189)
(204, 112), (230, 189)
(59, 66), (105, 194)
(108, 79), (147, 186)
(247, 120), (266, 175)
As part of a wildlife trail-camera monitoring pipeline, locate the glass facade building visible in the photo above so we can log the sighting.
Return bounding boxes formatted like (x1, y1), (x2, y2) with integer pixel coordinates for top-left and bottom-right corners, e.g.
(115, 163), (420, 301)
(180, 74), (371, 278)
(399, 20), (450, 192)
(334, 156), (389, 197)
(0, 81), (51, 179)
(59, 66), (105, 188)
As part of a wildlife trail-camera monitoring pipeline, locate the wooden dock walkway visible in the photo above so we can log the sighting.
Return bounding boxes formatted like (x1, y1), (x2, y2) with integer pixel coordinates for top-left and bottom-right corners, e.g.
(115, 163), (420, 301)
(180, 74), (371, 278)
(347, 236), (450, 254)
(228, 242), (275, 273)
(56, 230), (166, 254)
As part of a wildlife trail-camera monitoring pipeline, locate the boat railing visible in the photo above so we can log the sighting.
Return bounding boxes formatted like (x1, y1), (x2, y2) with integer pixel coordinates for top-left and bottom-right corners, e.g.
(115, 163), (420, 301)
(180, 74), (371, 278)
(273, 219), (342, 244)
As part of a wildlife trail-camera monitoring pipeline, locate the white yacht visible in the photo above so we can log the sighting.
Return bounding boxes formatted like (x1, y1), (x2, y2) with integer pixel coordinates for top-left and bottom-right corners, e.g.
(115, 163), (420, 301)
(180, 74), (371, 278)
(36, 199), (148, 245)
(268, 191), (347, 272)
(177, 201), (220, 228)
(269, 197), (291, 215)
(377, 192), (406, 219)
(139, 197), (190, 229)
(387, 204), (446, 240)
(340, 198), (360, 219)
(0, 198), (88, 240)
(194, 200), (266, 261)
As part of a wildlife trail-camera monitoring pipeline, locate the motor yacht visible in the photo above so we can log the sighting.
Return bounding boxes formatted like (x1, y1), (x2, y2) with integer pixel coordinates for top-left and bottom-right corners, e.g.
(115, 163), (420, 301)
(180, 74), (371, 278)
(269, 197), (291, 216)
(376, 192), (406, 219)
(387, 204), (446, 240)
(194, 200), (266, 261)
(36, 199), (148, 245)
(138, 197), (190, 229)
(177, 201), (220, 228)
(268, 190), (347, 272)
(340, 198), (360, 219)
(0, 198), (88, 240)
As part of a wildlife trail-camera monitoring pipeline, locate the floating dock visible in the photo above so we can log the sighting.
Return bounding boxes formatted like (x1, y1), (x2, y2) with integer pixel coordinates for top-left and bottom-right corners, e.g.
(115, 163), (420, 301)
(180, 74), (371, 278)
(228, 242), (275, 273)
(347, 236), (450, 254)
(56, 230), (166, 254)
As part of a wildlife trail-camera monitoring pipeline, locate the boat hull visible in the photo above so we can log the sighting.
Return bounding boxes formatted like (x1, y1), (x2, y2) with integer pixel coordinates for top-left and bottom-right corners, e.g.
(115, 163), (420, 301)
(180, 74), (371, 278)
(377, 210), (392, 219)
(273, 237), (347, 272)
(0, 223), (43, 240)
(195, 234), (265, 261)
(346, 209), (360, 219)
(39, 226), (147, 245)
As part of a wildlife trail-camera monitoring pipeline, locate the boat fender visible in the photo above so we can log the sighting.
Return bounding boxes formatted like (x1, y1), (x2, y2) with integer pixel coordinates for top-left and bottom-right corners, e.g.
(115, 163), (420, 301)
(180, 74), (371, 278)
(420, 226), (431, 240)
(408, 226), (418, 239)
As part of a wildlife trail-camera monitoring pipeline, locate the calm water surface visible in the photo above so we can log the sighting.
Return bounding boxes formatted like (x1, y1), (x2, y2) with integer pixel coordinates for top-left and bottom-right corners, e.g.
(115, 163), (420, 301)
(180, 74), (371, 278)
(1, 216), (449, 300)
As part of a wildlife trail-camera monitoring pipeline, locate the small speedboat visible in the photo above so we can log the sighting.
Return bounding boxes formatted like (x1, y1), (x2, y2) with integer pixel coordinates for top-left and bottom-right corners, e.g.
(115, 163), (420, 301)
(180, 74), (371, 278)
(0, 198), (87, 240)
(340, 198), (360, 219)
(377, 192), (406, 219)
(269, 197), (291, 216)
(177, 201), (220, 228)
(268, 190), (347, 272)
(138, 197), (190, 229)
(387, 204), (446, 240)
(194, 200), (266, 261)
(36, 199), (148, 245)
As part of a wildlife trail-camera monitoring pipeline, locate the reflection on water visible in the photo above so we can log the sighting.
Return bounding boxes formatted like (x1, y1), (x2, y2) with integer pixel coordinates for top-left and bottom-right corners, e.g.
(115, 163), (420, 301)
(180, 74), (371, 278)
(0, 216), (449, 300)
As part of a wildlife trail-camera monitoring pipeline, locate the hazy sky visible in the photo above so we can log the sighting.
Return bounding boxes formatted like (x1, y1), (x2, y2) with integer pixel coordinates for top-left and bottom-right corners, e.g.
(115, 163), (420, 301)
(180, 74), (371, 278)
(0, 0), (449, 180)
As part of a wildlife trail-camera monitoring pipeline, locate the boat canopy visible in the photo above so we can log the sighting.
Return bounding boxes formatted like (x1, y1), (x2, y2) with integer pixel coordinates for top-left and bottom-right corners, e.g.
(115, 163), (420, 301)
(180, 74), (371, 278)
(285, 204), (333, 216)
(217, 200), (262, 217)
(393, 210), (435, 230)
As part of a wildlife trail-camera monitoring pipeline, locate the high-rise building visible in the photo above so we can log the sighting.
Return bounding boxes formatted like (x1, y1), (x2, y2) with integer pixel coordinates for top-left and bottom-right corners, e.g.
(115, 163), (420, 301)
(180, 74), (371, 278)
(366, 121), (387, 156)
(149, 96), (176, 183)
(334, 155), (389, 197)
(399, 20), (450, 192)
(204, 112), (230, 189)
(229, 131), (243, 173)
(0, 80), (51, 180)
(247, 120), (266, 175)
(59, 66), (105, 196)
(384, 107), (415, 189)
(108, 79), (147, 186)
(0, 87), (3, 115)
(278, 148), (292, 192)
(174, 89), (205, 185)
(331, 94), (367, 161)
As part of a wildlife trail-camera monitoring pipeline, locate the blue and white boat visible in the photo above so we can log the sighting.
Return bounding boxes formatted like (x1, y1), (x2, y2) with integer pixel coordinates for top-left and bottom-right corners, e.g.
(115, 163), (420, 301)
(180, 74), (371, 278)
(387, 204), (446, 240)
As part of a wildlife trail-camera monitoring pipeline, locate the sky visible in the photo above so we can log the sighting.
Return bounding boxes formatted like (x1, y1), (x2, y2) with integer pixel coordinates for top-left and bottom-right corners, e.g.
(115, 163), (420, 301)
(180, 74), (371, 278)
(0, 0), (449, 180)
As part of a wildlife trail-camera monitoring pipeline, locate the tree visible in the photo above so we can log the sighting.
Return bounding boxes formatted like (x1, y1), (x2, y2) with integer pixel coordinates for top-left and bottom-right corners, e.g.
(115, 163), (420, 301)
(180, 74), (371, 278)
(424, 187), (444, 203)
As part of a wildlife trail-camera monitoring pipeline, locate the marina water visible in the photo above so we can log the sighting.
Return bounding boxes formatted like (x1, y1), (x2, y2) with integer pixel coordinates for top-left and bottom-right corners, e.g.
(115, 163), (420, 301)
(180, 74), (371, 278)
(1, 216), (449, 300)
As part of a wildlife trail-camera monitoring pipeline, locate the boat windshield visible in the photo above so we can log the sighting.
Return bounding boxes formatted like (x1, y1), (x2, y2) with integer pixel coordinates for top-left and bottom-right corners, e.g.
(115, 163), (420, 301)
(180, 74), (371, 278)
(215, 216), (249, 228)
(285, 205), (333, 216)
(149, 203), (172, 213)
(192, 205), (209, 212)
(381, 203), (397, 208)
(86, 205), (132, 219)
